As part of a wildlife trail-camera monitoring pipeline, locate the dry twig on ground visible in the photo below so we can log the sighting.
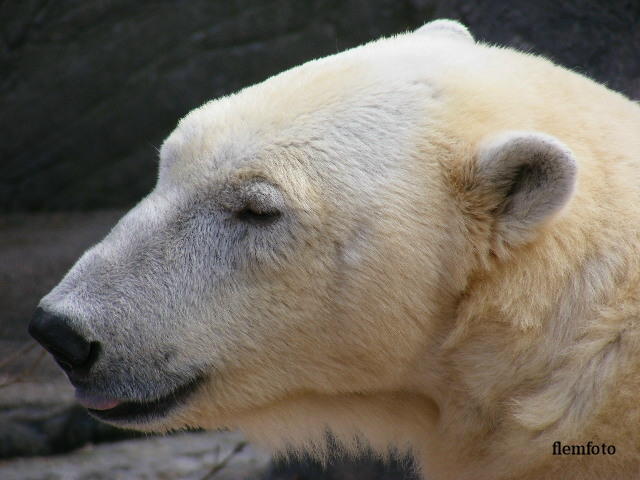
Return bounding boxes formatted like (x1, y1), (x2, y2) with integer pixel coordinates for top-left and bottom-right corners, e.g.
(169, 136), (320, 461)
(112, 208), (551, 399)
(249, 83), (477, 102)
(201, 441), (248, 479)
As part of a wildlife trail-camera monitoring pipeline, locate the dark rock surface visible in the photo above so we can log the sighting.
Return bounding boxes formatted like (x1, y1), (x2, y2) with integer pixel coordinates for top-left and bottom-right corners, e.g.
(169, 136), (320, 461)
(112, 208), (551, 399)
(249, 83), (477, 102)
(0, 402), (141, 458)
(436, 0), (640, 99)
(2, 0), (638, 212)
(0, 430), (271, 480)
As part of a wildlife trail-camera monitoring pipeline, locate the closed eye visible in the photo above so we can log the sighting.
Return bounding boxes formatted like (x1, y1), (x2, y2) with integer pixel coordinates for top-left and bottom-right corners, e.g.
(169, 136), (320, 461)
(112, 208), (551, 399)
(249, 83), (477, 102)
(235, 206), (282, 225)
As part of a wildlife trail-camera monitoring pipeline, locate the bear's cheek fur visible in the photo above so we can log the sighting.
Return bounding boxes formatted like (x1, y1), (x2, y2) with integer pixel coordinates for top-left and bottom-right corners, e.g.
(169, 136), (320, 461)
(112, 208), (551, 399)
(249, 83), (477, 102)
(179, 181), (468, 425)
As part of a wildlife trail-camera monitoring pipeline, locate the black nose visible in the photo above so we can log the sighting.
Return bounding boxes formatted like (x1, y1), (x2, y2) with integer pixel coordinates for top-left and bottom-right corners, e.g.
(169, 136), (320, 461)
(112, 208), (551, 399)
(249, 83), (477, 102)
(29, 307), (95, 371)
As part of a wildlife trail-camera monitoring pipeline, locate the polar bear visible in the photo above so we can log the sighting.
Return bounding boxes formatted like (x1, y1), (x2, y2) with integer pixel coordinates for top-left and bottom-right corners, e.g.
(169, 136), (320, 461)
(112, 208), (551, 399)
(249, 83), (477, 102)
(29, 20), (640, 480)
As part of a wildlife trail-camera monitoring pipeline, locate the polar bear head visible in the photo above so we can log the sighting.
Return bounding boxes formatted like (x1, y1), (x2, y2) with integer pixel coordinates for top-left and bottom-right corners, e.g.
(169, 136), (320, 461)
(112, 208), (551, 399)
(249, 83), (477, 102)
(31, 19), (589, 475)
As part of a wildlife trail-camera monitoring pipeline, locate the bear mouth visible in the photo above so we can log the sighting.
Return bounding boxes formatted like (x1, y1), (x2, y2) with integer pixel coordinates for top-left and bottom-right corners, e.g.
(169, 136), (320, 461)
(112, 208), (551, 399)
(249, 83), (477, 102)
(87, 375), (205, 423)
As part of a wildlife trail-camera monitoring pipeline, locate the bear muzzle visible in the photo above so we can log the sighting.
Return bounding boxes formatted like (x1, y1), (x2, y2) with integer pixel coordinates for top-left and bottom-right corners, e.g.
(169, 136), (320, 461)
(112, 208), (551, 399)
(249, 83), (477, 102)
(29, 306), (206, 425)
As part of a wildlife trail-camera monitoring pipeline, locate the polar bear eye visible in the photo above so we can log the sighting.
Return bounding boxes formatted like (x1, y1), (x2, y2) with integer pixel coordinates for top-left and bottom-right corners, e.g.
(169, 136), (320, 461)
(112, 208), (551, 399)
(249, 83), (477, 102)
(228, 180), (284, 226)
(222, 178), (285, 226)
(235, 204), (281, 225)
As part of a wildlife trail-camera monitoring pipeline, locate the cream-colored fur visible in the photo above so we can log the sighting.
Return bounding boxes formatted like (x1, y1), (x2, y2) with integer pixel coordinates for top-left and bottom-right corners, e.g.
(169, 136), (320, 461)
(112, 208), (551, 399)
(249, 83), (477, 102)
(40, 20), (640, 480)
(177, 23), (640, 479)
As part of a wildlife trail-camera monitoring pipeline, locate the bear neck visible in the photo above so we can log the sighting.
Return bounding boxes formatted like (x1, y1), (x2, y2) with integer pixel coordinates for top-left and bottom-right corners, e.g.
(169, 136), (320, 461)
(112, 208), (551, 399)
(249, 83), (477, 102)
(423, 216), (640, 478)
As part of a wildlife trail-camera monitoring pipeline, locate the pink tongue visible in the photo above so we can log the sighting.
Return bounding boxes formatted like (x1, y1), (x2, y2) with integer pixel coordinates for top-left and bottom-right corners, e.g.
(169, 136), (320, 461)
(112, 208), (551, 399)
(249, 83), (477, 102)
(75, 391), (121, 410)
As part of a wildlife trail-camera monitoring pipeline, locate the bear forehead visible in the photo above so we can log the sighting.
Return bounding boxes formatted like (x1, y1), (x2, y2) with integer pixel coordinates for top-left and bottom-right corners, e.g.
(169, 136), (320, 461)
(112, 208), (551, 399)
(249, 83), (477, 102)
(157, 32), (476, 185)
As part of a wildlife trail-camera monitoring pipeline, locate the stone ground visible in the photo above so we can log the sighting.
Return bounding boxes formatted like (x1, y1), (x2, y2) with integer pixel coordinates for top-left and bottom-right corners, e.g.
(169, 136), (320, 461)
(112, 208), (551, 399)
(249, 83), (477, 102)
(0, 431), (271, 480)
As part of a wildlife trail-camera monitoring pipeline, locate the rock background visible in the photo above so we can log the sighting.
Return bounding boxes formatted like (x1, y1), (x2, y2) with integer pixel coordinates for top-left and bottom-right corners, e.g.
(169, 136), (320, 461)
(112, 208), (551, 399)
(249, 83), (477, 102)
(1, 0), (639, 478)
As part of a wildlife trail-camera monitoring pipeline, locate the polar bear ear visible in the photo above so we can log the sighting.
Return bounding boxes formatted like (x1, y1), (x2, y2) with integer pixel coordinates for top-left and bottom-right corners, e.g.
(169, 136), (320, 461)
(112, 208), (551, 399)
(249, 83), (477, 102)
(415, 19), (474, 43)
(472, 131), (577, 246)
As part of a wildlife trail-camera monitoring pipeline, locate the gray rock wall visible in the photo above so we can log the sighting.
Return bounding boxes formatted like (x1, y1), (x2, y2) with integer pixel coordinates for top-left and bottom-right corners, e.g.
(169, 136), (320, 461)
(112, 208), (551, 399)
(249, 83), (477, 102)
(2, 0), (639, 212)
(436, 0), (640, 98)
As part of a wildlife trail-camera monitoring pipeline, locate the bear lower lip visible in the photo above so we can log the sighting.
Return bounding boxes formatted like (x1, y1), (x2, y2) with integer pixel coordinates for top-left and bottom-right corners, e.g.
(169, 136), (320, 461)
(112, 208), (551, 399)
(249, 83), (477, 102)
(87, 375), (204, 423)
(75, 391), (121, 411)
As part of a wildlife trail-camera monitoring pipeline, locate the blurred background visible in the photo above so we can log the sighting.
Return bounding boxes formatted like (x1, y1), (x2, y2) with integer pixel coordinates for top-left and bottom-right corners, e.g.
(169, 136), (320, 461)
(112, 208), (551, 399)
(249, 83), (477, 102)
(1, 0), (639, 478)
